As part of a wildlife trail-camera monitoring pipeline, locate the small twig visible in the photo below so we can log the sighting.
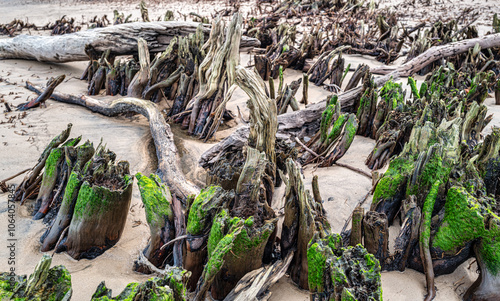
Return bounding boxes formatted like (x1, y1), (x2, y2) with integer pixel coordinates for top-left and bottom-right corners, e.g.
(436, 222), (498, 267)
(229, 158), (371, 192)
(52, 226), (69, 256)
(295, 136), (372, 179)
(334, 162), (372, 179)
(1, 168), (31, 185)
(0, 168), (30, 192)
(49, 171), (67, 208)
(295, 136), (321, 157)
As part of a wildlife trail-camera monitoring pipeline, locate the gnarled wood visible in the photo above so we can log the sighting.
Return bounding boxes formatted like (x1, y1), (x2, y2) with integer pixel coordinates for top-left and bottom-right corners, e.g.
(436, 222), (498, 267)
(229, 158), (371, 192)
(372, 33), (500, 76)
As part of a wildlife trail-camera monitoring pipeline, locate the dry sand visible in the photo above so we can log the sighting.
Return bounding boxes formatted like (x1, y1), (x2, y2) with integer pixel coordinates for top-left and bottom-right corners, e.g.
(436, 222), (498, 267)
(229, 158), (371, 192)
(0, 1), (495, 300)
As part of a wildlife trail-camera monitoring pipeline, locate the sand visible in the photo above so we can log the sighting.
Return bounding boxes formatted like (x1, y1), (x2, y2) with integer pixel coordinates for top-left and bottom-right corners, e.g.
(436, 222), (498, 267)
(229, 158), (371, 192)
(0, 1), (494, 300)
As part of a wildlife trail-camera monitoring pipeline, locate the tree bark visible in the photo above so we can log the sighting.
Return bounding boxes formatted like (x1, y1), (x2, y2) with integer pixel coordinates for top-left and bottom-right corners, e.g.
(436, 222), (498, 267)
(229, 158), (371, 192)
(134, 173), (175, 272)
(363, 211), (389, 267)
(223, 252), (294, 301)
(0, 21), (260, 63)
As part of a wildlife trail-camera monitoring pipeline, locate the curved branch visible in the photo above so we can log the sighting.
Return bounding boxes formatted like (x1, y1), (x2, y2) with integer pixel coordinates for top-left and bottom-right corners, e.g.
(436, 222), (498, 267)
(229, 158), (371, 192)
(26, 81), (200, 199)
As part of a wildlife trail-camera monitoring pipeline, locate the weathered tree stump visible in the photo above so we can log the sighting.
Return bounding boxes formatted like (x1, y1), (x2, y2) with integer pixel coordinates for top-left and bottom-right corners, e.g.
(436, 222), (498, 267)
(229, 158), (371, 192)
(134, 173), (176, 272)
(61, 145), (133, 259)
(363, 211), (389, 267)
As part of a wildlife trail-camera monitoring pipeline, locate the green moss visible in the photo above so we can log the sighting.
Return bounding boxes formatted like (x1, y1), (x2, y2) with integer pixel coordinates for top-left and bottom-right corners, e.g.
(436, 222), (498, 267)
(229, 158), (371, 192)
(307, 241), (333, 292)
(207, 209), (229, 258)
(344, 114), (358, 147)
(434, 186), (500, 275)
(320, 104), (337, 143)
(73, 179), (130, 220)
(341, 287), (357, 301)
(327, 233), (342, 253)
(231, 219), (274, 255)
(135, 173), (173, 229)
(203, 221), (243, 280)
(186, 186), (220, 235)
(419, 81), (428, 99)
(420, 181), (440, 247)
(61, 171), (82, 206)
(326, 114), (347, 144)
(92, 275), (181, 301)
(380, 79), (404, 109)
(373, 157), (414, 203)
(408, 148), (451, 197)
(408, 77), (420, 99)
(44, 148), (63, 178)
(62, 136), (82, 147)
(479, 218), (500, 276)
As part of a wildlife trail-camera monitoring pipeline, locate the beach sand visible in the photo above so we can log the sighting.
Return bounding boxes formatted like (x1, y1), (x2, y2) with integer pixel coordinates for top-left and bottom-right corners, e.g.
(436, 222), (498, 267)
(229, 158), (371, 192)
(0, 1), (494, 300)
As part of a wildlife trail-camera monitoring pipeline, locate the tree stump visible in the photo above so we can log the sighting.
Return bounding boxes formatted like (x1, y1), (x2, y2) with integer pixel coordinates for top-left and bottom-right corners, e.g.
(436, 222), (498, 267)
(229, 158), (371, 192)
(62, 146), (133, 259)
(363, 211), (389, 266)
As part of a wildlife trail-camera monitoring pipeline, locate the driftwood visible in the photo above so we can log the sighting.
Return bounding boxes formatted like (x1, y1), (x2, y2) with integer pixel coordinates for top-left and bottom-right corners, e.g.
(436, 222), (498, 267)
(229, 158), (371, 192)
(91, 264), (189, 300)
(18, 75), (65, 110)
(61, 145), (133, 260)
(134, 173), (176, 272)
(0, 21), (260, 63)
(372, 33), (500, 76)
(26, 83), (200, 199)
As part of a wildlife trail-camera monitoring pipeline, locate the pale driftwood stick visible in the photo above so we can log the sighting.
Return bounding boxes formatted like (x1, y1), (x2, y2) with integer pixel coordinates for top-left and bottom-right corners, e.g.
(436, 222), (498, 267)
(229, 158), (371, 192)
(372, 33), (500, 76)
(335, 162), (372, 179)
(0, 21), (260, 63)
(135, 251), (186, 277)
(26, 83), (199, 199)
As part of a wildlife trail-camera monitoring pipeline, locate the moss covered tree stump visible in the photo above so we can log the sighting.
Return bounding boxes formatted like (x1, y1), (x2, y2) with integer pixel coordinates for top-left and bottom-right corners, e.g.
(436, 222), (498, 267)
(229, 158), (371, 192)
(62, 146), (133, 259)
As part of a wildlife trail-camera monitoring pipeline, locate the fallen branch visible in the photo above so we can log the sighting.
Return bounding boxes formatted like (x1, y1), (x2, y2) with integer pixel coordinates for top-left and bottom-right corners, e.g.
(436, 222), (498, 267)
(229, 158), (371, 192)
(372, 33), (500, 76)
(18, 75), (65, 110)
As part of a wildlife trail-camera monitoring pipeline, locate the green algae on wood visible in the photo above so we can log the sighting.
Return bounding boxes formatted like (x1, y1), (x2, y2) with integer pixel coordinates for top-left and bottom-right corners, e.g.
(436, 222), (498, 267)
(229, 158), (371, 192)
(434, 186), (500, 275)
(136, 172), (173, 229)
(186, 186), (223, 235)
(0, 254), (72, 301)
(209, 214), (277, 299)
(307, 235), (382, 301)
(135, 172), (175, 270)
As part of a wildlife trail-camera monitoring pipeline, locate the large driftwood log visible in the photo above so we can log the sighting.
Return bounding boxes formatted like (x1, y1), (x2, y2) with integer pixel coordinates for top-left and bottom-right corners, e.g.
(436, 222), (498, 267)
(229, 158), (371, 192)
(26, 83), (199, 199)
(372, 33), (500, 76)
(0, 21), (260, 63)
